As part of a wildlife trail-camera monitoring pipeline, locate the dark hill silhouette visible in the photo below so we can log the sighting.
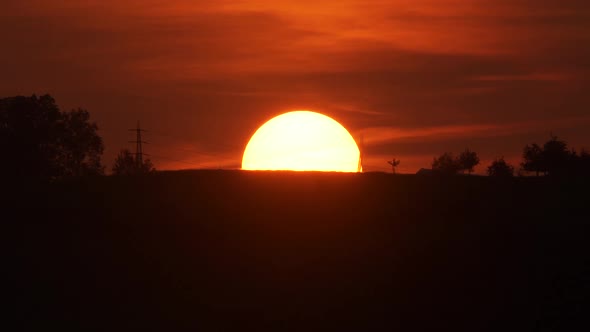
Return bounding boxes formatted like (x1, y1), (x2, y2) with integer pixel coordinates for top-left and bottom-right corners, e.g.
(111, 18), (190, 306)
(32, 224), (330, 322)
(8, 171), (589, 331)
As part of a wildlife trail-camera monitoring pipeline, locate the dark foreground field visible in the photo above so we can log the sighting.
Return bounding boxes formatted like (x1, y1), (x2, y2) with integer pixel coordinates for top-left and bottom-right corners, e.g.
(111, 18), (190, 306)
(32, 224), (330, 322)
(8, 171), (590, 331)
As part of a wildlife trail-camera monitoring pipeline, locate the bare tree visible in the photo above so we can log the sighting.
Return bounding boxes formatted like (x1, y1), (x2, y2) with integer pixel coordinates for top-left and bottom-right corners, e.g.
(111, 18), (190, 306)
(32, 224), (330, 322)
(387, 158), (400, 174)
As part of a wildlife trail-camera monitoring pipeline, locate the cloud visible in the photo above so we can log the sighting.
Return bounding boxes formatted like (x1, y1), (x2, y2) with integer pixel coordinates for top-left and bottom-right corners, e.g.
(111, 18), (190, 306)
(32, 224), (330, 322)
(1, 0), (589, 172)
(362, 115), (590, 146)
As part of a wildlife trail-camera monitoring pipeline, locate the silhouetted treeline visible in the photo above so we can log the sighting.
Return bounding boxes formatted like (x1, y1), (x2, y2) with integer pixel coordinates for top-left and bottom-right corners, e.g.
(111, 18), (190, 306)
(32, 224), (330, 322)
(0, 94), (104, 180)
(429, 136), (588, 177)
(522, 135), (590, 176)
(431, 149), (480, 175)
(3, 94), (588, 179)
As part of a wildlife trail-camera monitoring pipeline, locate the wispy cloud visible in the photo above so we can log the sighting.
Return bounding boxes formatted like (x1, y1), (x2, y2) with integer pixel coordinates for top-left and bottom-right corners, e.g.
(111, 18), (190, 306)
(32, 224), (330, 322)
(361, 115), (590, 147)
(2, 0), (589, 172)
(472, 72), (576, 82)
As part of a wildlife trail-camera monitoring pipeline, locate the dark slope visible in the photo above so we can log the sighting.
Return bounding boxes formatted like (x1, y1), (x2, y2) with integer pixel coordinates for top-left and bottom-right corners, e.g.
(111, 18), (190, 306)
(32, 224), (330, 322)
(9, 171), (589, 331)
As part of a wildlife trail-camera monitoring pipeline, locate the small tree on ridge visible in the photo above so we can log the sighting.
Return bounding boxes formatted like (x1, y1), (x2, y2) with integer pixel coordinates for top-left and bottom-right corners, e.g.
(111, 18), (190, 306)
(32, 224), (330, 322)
(488, 157), (514, 177)
(458, 148), (480, 175)
(432, 152), (460, 175)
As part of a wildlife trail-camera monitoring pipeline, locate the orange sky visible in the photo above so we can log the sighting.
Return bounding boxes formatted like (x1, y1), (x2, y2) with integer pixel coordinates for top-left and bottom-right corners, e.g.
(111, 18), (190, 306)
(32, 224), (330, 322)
(2, 0), (590, 173)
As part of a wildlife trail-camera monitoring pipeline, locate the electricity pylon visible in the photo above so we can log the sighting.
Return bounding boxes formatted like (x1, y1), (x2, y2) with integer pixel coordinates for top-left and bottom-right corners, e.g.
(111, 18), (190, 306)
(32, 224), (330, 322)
(129, 121), (148, 169)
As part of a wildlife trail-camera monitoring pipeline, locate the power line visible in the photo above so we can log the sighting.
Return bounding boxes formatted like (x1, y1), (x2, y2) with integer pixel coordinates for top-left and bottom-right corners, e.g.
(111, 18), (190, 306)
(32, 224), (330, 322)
(116, 123), (237, 169)
(148, 154), (198, 167)
(148, 129), (241, 151)
(102, 125), (240, 158)
(147, 144), (222, 159)
(148, 154), (240, 169)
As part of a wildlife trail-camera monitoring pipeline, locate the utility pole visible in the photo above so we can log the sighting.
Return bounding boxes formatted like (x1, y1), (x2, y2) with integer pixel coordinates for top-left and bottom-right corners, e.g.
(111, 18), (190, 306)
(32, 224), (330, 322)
(357, 134), (364, 173)
(129, 121), (148, 169)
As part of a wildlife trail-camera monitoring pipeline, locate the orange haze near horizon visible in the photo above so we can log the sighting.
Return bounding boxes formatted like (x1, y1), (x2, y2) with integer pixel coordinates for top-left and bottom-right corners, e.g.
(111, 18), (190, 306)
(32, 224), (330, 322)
(1, 0), (589, 174)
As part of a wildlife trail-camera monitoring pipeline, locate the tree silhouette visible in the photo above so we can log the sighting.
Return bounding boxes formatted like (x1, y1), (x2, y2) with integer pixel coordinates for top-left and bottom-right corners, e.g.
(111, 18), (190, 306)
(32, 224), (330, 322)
(432, 152), (460, 175)
(387, 158), (400, 174)
(55, 109), (104, 176)
(542, 135), (570, 176)
(458, 148), (480, 174)
(521, 143), (545, 176)
(577, 149), (590, 175)
(521, 135), (576, 177)
(112, 149), (155, 175)
(0, 94), (104, 179)
(487, 157), (514, 177)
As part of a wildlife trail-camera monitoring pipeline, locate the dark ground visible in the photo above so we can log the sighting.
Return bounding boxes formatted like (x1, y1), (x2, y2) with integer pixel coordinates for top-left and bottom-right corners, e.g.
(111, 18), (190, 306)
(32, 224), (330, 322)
(7, 171), (590, 331)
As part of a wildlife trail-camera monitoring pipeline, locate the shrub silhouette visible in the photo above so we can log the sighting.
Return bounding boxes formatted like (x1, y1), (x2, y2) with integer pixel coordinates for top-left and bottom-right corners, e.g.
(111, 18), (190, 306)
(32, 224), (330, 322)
(487, 157), (514, 177)
(112, 149), (155, 175)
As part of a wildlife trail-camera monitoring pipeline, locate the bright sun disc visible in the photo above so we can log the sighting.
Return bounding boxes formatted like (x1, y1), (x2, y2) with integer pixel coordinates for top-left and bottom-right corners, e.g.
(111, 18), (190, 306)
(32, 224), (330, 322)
(242, 111), (360, 172)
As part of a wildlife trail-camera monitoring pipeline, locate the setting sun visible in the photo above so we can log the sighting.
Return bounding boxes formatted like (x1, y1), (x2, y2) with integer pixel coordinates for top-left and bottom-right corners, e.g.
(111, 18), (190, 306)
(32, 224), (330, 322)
(242, 111), (360, 172)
